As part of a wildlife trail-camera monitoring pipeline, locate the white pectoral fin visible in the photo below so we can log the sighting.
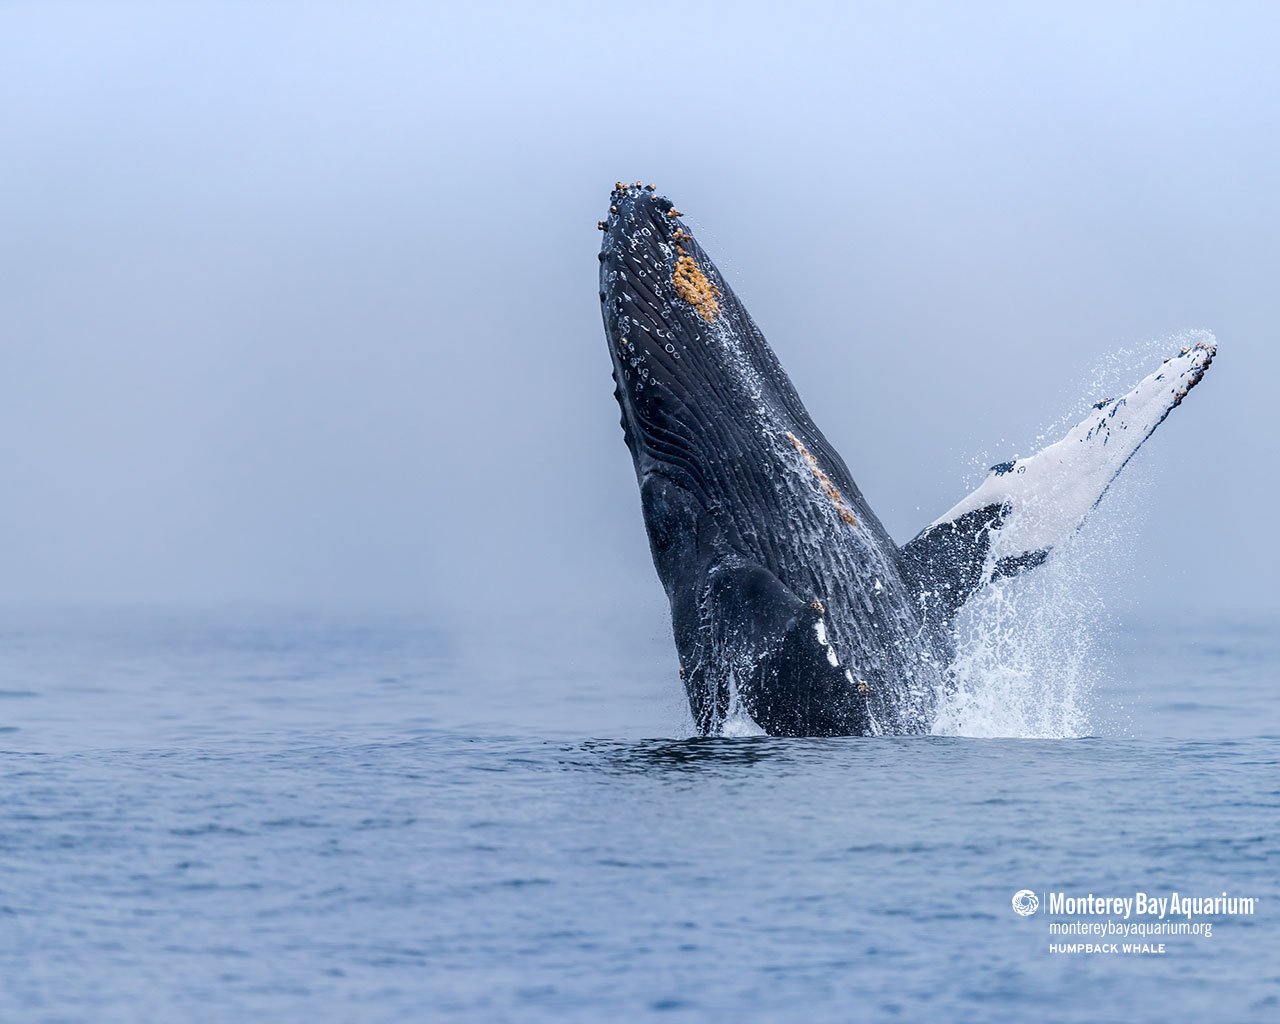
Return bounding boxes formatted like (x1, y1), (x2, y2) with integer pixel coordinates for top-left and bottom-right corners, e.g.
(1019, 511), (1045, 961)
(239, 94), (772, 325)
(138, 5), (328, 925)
(904, 340), (1216, 612)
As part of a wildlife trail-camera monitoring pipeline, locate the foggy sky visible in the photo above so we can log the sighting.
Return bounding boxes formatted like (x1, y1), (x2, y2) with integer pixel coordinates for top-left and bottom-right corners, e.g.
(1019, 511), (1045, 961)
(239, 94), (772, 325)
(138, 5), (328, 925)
(2, 1), (1277, 619)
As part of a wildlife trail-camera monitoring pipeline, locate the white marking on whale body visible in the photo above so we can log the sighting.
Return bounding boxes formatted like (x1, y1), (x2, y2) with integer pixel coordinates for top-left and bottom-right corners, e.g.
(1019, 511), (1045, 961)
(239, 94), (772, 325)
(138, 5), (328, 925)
(813, 620), (840, 667)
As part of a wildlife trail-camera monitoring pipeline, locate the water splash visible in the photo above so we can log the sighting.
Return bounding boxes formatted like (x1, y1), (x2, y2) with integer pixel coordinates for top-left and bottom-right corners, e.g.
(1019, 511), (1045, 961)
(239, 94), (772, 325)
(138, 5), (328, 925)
(720, 669), (766, 737)
(930, 338), (1172, 740)
(719, 711), (767, 738)
(931, 544), (1103, 738)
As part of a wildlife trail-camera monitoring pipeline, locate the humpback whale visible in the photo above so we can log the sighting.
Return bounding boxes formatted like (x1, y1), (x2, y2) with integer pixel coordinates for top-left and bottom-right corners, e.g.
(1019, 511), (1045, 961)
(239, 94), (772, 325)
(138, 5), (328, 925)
(597, 183), (1215, 737)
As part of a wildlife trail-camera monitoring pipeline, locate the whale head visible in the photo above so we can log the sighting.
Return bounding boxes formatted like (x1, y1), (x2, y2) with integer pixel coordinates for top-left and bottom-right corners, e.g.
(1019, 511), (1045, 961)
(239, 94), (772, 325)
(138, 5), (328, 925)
(598, 185), (776, 577)
(597, 184), (899, 736)
(598, 184), (870, 546)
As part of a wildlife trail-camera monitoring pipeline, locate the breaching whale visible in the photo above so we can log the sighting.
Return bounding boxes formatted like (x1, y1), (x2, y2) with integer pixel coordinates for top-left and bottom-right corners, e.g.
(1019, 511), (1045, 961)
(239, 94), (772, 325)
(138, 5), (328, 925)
(597, 183), (1215, 737)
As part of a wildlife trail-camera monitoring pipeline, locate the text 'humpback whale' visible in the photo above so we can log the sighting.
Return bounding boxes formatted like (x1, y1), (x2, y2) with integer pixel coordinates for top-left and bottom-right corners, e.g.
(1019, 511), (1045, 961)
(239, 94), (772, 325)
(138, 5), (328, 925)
(597, 183), (1215, 737)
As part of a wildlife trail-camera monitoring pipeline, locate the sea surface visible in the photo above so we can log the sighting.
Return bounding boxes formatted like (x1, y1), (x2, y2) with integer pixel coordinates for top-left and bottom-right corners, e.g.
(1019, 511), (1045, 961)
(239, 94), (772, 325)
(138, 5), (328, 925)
(1, 607), (1276, 1022)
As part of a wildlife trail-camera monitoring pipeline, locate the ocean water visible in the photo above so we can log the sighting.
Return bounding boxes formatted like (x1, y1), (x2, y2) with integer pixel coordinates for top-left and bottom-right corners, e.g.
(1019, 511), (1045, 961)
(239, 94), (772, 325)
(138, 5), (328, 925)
(1, 606), (1276, 1022)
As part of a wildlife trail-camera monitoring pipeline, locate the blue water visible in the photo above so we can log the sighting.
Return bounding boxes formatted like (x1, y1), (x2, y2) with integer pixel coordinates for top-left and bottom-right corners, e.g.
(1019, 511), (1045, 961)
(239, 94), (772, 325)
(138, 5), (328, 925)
(1, 608), (1276, 1022)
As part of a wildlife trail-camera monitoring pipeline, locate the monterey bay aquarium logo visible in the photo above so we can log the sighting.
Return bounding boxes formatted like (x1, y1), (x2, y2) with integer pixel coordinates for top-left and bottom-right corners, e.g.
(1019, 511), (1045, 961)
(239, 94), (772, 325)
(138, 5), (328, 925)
(1011, 890), (1039, 916)
(1011, 889), (1259, 955)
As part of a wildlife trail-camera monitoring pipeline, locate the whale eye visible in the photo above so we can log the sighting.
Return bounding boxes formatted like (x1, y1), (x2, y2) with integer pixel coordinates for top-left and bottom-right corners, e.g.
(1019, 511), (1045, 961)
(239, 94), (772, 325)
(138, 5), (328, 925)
(652, 521), (674, 553)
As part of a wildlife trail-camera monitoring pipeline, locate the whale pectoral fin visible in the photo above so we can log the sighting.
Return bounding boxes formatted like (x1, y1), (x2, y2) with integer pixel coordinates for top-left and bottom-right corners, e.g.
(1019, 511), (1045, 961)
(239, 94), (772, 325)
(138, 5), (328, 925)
(904, 340), (1216, 616)
(900, 501), (1028, 620)
(693, 560), (869, 736)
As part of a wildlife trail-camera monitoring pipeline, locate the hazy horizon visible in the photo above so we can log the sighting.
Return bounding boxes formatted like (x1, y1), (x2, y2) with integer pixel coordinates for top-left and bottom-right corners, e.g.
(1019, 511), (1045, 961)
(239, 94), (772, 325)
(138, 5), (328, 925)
(3, 2), (1276, 619)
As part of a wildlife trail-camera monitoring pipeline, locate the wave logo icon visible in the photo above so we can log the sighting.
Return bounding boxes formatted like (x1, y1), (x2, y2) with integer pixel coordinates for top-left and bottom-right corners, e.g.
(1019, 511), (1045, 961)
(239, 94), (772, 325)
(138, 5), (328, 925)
(1012, 890), (1039, 916)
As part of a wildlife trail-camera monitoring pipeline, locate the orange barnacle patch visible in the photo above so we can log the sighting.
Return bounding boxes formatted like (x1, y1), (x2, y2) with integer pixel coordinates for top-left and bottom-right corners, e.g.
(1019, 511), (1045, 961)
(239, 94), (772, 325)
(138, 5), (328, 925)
(785, 432), (858, 526)
(672, 254), (721, 321)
